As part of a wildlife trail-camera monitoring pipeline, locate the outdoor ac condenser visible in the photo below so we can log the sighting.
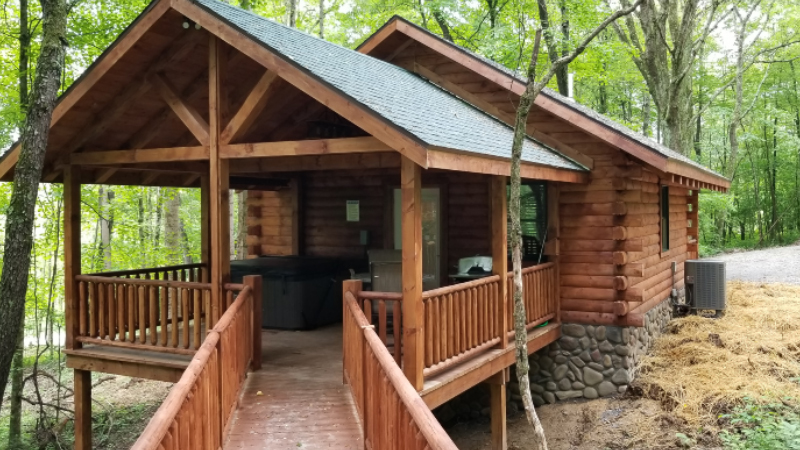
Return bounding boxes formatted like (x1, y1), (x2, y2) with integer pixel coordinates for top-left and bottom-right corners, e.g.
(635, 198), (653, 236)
(685, 260), (726, 312)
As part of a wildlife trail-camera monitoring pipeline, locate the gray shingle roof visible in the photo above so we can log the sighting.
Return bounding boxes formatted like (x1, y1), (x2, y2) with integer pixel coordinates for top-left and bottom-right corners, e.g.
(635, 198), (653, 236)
(367, 16), (725, 180)
(193, 0), (586, 172)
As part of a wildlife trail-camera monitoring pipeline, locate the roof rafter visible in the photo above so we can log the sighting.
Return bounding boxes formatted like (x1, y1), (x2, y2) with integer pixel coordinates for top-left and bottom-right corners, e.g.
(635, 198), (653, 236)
(152, 74), (210, 146)
(221, 69), (279, 144)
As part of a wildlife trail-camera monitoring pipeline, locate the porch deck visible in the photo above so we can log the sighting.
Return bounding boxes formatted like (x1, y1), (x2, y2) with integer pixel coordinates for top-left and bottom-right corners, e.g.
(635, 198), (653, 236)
(224, 326), (363, 449)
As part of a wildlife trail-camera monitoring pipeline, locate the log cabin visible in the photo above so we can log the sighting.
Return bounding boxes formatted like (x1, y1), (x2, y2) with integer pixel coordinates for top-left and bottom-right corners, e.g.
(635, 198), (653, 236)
(0, 0), (729, 448)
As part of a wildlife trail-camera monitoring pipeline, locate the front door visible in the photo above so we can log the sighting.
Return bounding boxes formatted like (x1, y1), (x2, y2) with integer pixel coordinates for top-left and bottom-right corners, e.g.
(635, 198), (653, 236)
(393, 188), (441, 290)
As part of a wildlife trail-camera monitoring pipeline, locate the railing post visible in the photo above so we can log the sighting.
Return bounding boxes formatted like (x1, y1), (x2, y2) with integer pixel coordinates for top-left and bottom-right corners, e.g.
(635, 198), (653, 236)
(491, 176), (508, 348)
(546, 183), (561, 323)
(342, 280), (362, 383)
(64, 165), (81, 350)
(401, 156), (424, 390)
(244, 275), (262, 371)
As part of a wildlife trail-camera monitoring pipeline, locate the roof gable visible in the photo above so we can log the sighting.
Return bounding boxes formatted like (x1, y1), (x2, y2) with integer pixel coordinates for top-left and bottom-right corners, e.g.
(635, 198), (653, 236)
(358, 16), (730, 191)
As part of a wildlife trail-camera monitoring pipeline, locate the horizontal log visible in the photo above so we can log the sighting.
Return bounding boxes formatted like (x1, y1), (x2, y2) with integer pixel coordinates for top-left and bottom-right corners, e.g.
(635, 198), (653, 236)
(560, 263), (644, 277)
(221, 136), (393, 158)
(561, 299), (617, 314)
(559, 310), (629, 326)
(556, 214), (659, 227)
(560, 202), (627, 216)
(613, 301), (629, 316)
(561, 239), (642, 252)
(561, 226), (627, 240)
(560, 190), (659, 204)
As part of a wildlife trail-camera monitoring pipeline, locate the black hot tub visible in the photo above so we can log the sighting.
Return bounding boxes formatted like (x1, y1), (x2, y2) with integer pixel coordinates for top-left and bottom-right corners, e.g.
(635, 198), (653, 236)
(230, 256), (362, 330)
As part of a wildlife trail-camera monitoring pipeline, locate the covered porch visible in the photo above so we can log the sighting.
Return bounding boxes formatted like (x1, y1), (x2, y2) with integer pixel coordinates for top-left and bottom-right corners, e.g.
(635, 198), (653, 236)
(0, 1), (593, 448)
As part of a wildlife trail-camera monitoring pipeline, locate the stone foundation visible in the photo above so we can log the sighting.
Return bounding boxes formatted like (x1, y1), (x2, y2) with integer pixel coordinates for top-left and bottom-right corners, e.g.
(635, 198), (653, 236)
(516, 298), (673, 405)
(432, 298), (674, 423)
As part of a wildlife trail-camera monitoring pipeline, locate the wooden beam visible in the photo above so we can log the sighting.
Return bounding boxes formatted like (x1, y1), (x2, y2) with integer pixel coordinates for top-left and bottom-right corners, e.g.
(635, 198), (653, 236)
(200, 175), (210, 281)
(221, 69), (279, 144)
(95, 168), (117, 184)
(151, 73), (210, 146)
(490, 176), (508, 348)
(427, 147), (588, 183)
(173, 0), (430, 168)
(229, 152), (401, 173)
(74, 369), (92, 450)
(71, 146), (209, 165)
(666, 159), (730, 191)
(221, 136), (393, 159)
(209, 35), (231, 324)
(490, 383), (507, 450)
(64, 165), (81, 350)
(406, 61), (594, 170)
(401, 156), (424, 390)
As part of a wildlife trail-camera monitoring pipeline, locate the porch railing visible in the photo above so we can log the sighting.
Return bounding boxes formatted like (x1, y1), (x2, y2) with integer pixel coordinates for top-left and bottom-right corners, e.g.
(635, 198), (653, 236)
(422, 275), (503, 377)
(355, 291), (402, 365)
(131, 277), (259, 450)
(87, 263), (206, 283)
(505, 263), (558, 340)
(343, 287), (458, 450)
(358, 262), (559, 382)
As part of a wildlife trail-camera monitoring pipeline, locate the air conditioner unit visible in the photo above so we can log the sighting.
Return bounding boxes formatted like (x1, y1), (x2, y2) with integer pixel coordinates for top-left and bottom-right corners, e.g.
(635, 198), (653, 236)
(685, 260), (726, 312)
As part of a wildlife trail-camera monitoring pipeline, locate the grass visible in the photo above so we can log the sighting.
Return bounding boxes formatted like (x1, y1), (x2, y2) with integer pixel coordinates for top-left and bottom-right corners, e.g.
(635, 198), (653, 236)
(699, 230), (800, 257)
(719, 399), (800, 449)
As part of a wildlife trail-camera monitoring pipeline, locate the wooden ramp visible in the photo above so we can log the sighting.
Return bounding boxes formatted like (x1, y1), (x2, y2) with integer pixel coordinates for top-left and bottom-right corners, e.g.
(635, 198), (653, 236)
(224, 325), (364, 449)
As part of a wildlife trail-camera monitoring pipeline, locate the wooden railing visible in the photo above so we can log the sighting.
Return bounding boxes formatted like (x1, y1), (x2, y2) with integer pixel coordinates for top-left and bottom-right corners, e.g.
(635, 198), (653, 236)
(87, 263), (206, 283)
(73, 275), (213, 354)
(506, 262), (558, 339)
(131, 277), (260, 450)
(342, 285), (458, 450)
(355, 291), (402, 365)
(421, 275), (503, 377)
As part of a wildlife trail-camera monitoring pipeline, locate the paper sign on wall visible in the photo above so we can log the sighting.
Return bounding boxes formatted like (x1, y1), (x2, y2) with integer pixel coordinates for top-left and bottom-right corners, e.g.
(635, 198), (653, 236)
(346, 200), (360, 222)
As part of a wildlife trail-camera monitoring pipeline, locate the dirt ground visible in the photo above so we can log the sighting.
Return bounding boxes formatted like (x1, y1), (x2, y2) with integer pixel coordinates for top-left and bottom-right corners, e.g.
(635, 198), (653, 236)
(449, 397), (692, 450)
(711, 242), (800, 284)
(447, 277), (800, 450)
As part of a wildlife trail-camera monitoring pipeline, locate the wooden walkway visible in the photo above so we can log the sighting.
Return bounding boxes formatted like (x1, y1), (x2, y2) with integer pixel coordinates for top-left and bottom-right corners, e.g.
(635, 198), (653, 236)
(224, 325), (364, 449)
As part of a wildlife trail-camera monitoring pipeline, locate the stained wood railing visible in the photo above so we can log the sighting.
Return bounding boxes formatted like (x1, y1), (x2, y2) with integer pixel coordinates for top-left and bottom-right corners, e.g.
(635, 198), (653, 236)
(355, 291), (402, 365)
(131, 277), (260, 450)
(421, 275), (503, 377)
(343, 286), (457, 450)
(505, 262), (558, 339)
(73, 275), (212, 354)
(88, 263), (206, 283)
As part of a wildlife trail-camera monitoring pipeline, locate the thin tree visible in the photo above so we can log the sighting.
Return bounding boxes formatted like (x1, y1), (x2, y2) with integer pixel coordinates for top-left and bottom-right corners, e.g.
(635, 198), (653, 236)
(0, 0), (68, 408)
(8, 0), (31, 446)
(508, 1), (643, 447)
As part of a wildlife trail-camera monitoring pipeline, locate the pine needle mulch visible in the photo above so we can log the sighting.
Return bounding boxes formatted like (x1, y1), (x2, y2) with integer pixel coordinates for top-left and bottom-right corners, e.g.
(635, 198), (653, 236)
(632, 281), (800, 432)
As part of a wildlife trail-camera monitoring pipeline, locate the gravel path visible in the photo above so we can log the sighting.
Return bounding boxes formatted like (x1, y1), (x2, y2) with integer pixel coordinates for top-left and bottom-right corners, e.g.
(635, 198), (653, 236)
(706, 244), (800, 285)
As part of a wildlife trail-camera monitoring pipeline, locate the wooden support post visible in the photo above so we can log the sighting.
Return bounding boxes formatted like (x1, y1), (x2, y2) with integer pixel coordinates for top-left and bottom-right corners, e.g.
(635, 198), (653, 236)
(687, 190), (699, 259)
(491, 176), (508, 344)
(74, 369), (92, 450)
(401, 156), (424, 390)
(547, 183), (561, 324)
(64, 165), (81, 350)
(200, 175), (210, 282)
(209, 36), (231, 324)
(342, 279), (362, 383)
(486, 371), (508, 450)
(244, 275), (263, 370)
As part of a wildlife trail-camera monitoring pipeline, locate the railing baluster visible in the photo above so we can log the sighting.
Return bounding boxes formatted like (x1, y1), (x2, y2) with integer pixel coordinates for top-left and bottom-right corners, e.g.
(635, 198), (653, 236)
(128, 284), (136, 343)
(182, 288), (190, 349)
(194, 289), (201, 350)
(138, 286), (147, 344)
(171, 287), (178, 348)
(79, 281), (87, 336)
(161, 286), (169, 347)
(150, 285), (158, 345)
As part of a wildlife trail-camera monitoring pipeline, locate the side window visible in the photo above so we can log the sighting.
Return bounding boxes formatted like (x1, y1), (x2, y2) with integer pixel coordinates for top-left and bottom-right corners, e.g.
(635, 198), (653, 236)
(507, 182), (548, 262)
(661, 185), (670, 251)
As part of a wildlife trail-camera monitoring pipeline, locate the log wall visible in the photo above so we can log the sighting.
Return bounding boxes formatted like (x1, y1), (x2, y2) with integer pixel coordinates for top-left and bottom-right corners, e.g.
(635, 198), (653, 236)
(245, 168), (492, 275)
(558, 142), (691, 325)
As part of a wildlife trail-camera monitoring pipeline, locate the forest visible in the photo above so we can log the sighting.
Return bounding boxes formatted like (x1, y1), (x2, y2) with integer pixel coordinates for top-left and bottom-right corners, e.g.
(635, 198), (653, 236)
(0, 0), (799, 447)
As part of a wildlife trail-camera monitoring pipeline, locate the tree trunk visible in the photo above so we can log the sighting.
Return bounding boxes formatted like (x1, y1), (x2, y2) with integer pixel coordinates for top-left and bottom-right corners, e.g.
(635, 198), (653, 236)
(237, 191), (248, 260)
(287, 0), (297, 27)
(0, 0), (67, 407)
(537, 0), (568, 95)
(642, 93), (651, 136)
(165, 189), (182, 264)
(99, 187), (113, 270)
(319, 0), (325, 38)
(8, 0), (30, 443)
(432, 10), (453, 42)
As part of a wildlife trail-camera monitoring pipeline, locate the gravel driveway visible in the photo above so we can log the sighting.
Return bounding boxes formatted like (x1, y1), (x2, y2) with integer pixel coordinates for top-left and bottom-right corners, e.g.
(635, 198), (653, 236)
(705, 244), (800, 285)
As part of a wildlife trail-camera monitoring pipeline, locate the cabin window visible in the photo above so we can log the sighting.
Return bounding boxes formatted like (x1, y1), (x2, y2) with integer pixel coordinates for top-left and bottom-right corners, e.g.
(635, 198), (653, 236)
(507, 182), (548, 262)
(661, 186), (670, 251)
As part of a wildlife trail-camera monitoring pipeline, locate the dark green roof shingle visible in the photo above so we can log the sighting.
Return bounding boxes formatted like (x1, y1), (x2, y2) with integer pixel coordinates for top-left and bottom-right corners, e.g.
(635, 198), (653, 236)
(193, 0), (586, 172)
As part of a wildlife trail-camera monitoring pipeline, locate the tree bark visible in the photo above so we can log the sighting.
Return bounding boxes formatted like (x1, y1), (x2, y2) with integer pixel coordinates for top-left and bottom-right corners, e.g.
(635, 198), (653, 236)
(319, 0), (325, 38)
(507, 3), (642, 447)
(433, 10), (453, 42)
(237, 191), (247, 260)
(0, 0), (67, 408)
(165, 189), (182, 263)
(8, 0), (30, 444)
(537, 0), (568, 95)
(287, 0), (297, 27)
